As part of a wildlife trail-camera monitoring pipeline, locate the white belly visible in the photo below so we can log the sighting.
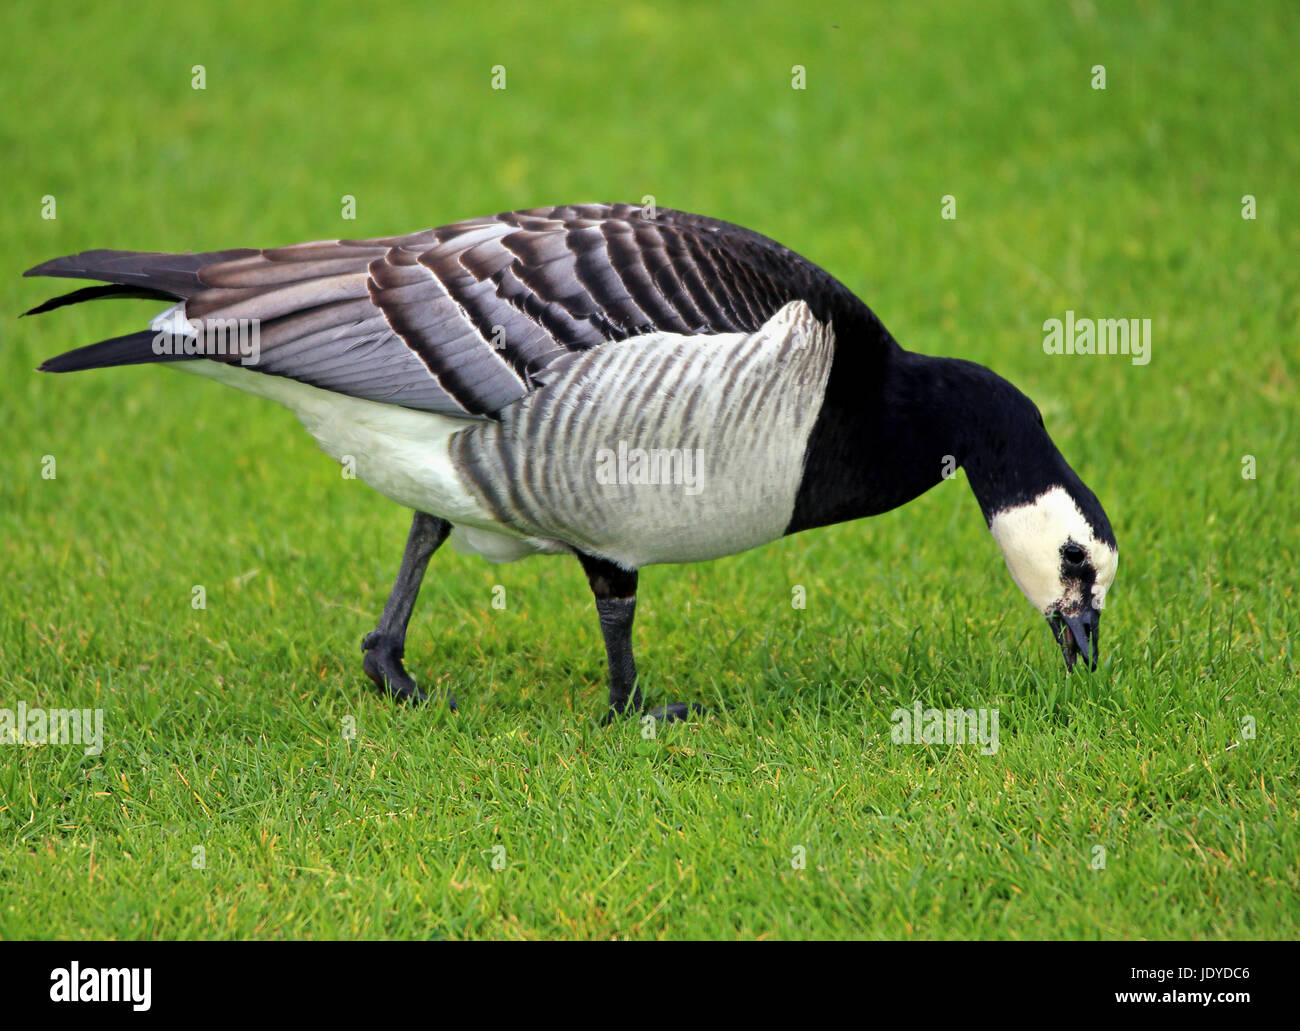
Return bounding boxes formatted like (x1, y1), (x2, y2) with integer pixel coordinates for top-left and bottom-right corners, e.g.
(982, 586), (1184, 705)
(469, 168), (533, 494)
(178, 362), (542, 561)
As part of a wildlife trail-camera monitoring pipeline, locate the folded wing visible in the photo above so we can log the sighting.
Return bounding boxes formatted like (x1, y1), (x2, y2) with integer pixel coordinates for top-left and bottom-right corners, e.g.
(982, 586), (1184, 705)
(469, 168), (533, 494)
(26, 203), (884, 418)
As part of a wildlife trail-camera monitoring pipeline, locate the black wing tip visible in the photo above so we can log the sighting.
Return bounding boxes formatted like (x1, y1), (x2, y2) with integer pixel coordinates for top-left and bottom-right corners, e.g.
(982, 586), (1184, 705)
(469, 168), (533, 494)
(23, 257), (64, 278)
(23, 297), (60, 317)
(34, 329), (169, 375)
(22, 283), (179, 317)
(22, 250), (132, 278)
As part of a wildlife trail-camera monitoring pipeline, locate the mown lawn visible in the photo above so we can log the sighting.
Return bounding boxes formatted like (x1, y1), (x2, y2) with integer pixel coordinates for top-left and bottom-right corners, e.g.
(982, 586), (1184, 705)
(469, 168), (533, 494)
(0, 0), (1296, 939)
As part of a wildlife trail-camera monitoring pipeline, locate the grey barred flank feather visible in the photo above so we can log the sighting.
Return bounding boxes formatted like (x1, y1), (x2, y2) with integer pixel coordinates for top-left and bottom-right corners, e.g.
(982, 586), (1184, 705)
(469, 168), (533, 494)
(447, 301), (835, 568)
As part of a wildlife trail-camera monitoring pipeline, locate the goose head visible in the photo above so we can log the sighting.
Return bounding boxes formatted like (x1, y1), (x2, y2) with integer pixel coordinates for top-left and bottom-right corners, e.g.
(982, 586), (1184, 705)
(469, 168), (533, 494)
(988, 483), (1118, 671)
(943, 366), (1119, 672)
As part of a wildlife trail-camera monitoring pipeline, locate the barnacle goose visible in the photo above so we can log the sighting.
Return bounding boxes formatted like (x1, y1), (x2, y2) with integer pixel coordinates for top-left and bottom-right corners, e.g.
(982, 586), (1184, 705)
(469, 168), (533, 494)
(25, 203), (1118, 720)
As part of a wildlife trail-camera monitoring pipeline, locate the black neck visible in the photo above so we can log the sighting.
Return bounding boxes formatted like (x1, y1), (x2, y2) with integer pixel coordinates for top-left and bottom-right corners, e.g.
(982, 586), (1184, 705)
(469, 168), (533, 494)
(787, 344), (1077, 534)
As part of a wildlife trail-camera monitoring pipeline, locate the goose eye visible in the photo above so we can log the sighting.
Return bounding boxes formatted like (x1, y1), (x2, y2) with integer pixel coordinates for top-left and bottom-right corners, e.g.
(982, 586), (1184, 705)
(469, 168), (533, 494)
(1063, 544), (1086, 565)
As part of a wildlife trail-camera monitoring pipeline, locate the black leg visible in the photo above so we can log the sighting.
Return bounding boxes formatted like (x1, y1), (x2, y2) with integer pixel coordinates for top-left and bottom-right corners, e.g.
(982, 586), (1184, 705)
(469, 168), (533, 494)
(362, 511), (452, 706)
(576, 552), (701, 724)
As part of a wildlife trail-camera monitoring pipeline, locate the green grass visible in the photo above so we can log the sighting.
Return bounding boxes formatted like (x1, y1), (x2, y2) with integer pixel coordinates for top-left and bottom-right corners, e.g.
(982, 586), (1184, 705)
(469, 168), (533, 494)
(1, 0), (1296, 939)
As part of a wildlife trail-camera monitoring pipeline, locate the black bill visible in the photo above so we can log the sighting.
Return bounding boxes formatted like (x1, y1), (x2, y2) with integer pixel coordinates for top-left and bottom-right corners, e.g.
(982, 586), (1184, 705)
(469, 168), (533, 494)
(1047, 608), (1099, 672)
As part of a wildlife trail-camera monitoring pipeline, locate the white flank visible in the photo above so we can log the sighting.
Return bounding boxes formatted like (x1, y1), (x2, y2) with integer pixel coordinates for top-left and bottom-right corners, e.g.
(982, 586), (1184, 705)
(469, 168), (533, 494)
(176, 362), (512, 547)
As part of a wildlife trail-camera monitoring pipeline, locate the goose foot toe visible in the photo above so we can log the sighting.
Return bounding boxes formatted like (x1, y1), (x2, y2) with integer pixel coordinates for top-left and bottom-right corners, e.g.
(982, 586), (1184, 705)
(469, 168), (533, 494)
(602, 701), (704, 725)
(360, 633), (456, 710)
(646, 702), (705, 722)
(361, 642), (425, 704)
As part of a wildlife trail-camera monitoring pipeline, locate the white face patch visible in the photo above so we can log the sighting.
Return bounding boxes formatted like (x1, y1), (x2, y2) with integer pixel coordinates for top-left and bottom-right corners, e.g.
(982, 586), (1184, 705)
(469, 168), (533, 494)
(988, 486), (1118, 614)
